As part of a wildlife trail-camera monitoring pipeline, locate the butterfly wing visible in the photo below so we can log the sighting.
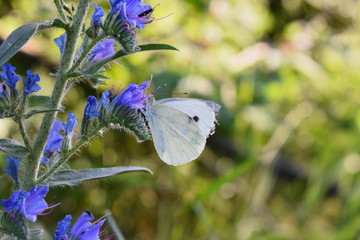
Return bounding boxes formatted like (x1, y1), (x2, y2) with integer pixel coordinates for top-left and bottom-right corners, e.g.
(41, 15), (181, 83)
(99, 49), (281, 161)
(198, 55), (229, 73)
(147, 103), (207, 165)
(156, 98), (221, 137)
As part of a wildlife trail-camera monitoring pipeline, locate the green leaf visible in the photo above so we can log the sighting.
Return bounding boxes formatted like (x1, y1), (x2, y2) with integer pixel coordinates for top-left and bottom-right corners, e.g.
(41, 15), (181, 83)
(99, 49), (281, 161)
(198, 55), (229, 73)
(29, 95), (51, 107)
(0, 139), (28, 157)
(0, 23), (39, 66)
(24, 108), (63, 119)
(44, 166), (153, 187)
(82, 43), (179, 74)
(37, 18), (68, 30)
(138, 43), (179, 52)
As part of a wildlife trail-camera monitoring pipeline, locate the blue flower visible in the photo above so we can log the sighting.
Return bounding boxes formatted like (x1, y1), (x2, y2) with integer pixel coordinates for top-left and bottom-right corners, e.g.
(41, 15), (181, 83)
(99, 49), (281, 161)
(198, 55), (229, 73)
(84, 96), (98, 118)
(1, 190), (27, 215)
(1, 185), (51, 222)
(120, 0), (154, 30)
(23, 70), (41, 95)
(96, 89), (110, 121)
(45, 121), (63, 152)
(112, 81), (149, 109)
(54, 33), (67, 55)
(4, 156), (20, 185)
(109, 0), (126, 14)
(0, 63), (20, 91)
(23, 185), (51, 222)
(54, 211), (106, 240)
(42, 121), (64, 164)
(0, 82), (9, 98)
(62, 113), (78, 138)
(91, 4), (105, 28)
(90, 39), (115, 62)
(98, 89), (110, 109)
(54, 215), (72, 240)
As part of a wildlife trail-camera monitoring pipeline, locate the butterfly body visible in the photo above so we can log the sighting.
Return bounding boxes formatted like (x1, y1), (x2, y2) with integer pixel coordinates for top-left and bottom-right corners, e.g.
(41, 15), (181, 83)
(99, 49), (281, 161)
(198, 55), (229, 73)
(145, 95), (220, 165)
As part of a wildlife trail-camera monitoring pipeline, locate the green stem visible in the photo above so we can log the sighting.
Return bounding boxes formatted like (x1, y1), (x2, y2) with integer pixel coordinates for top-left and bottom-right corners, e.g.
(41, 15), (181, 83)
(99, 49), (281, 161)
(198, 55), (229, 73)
(54, 0), (68, 23)
(23, 0), (93, 190)
(17, 96), (32, 150)
(36, 124), (105, 185)
(18, 119), (32, 150)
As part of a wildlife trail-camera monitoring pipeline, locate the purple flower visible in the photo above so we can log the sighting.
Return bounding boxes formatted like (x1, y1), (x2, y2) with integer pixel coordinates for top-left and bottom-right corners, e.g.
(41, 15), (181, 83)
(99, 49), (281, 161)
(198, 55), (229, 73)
(120, 0), (154, 29)
(4, 156), (20, 185)
(112, 81), (149, 109)
(90, 39), (115, 62)
(84, 96), (98, 118)
(54, 33), (67, 55)
(1, 185), (51, 222)
(0, 63), (20, 91)
(91, 4), (105, 28)
(54, 211), (106, 240)
(42, 121), (64, 164)
(23, 70), (41, 95)
(62, 113), (78, 138)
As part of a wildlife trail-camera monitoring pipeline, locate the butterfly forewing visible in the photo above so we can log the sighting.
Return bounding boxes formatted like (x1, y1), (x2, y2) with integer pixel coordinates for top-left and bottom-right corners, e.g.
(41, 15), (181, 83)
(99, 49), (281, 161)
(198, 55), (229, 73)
(148, 103), (207, 165)
(156, 98), (220, 137)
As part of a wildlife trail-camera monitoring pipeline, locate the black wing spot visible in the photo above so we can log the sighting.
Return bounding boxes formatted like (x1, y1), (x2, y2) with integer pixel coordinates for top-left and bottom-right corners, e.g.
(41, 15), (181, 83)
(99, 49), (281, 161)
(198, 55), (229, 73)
(138, 8), (154, 17)
(193, 116), (199, 122)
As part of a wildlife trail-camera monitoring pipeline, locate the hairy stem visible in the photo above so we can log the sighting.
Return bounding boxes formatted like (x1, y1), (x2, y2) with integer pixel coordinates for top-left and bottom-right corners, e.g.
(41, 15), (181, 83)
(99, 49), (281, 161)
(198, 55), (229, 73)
(17, 96), (32, 150)
(36, 124), (105, 185)
(54, 0), (68, 23)
(23, 0), (93, 190)
(17, 119), (32, 150)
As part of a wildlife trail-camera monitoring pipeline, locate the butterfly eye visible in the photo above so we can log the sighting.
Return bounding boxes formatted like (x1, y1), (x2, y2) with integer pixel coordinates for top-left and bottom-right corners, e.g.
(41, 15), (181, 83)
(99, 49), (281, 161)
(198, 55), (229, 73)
(192, 116), (199, 122)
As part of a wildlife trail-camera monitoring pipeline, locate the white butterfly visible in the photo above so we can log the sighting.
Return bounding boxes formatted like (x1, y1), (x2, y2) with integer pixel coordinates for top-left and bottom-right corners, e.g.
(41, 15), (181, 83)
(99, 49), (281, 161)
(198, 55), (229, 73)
(144, 95), (221, 165)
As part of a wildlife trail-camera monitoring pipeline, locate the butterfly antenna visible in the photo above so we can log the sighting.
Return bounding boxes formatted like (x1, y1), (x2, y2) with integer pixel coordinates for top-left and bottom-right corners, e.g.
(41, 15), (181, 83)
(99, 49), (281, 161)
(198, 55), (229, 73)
(172, 92), (189, 96)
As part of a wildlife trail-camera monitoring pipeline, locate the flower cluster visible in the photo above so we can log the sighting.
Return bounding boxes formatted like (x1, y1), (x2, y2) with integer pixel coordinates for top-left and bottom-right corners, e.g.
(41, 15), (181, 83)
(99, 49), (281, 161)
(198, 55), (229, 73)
(80, 81), (151, 141)
(0, 63), (41, 118)
(1, 187), (107, 239)
(55, 0), (156, 63)
(54, 211), (106, 240)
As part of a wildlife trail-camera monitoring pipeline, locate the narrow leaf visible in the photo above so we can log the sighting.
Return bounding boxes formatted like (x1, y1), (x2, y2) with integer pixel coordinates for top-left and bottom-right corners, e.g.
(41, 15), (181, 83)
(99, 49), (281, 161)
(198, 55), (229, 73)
(44, 166), (153, 187)
(0, 23), (39, 66)
(0, 139), (28, 157)
(138, 43), (179, 52)
(29, 95), (51, 107)
(24, 108), (63, 119)
(82, 43), (179, 74)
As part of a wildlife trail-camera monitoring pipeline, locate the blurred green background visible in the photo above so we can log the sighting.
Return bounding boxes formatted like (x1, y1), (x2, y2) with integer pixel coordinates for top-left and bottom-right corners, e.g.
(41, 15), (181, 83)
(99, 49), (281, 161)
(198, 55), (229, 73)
(1, 0), (360, 239)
